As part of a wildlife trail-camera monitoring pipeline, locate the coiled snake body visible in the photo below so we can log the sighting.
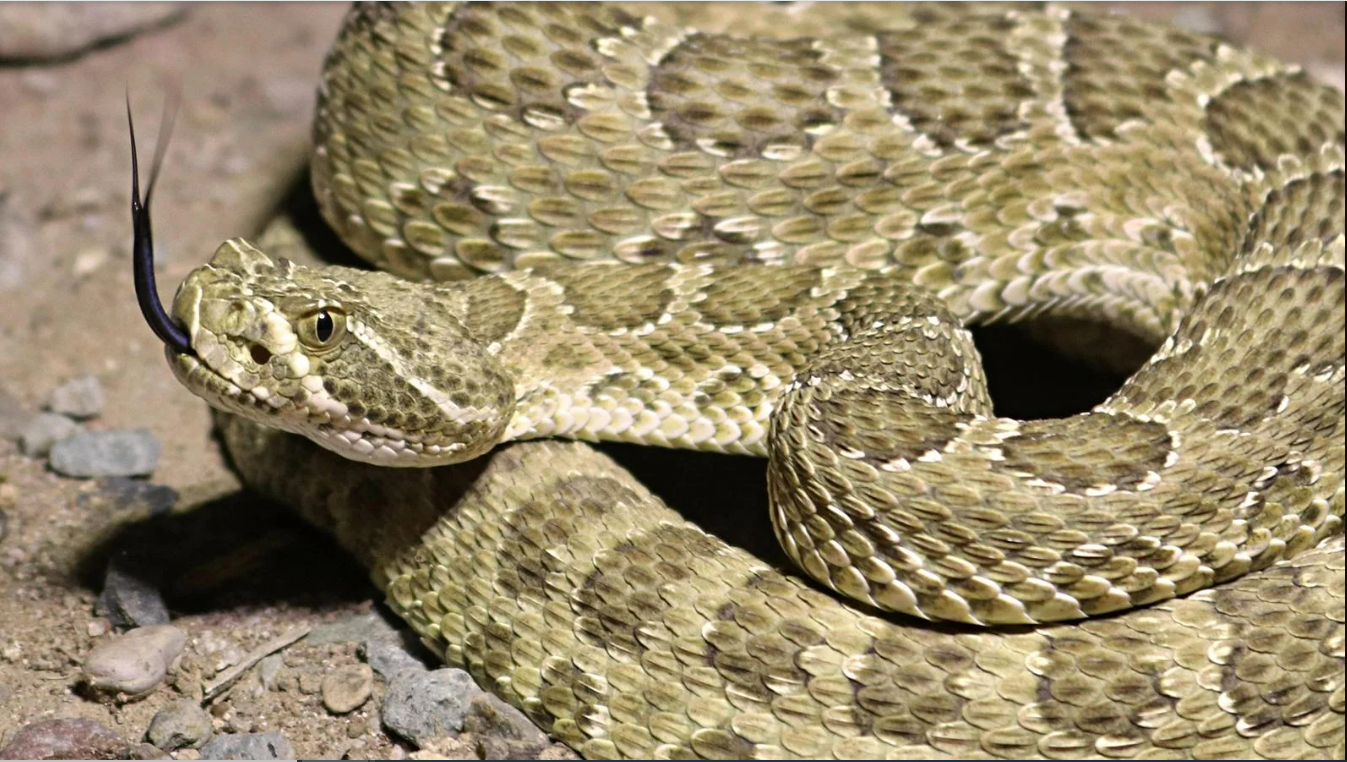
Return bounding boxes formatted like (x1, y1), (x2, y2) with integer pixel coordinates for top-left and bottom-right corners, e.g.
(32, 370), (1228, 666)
(139, 3), (1345, 758)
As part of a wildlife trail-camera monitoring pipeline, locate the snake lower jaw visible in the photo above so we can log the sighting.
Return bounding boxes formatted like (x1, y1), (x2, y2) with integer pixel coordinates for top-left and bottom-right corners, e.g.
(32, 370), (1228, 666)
(168, 349), (486, 467)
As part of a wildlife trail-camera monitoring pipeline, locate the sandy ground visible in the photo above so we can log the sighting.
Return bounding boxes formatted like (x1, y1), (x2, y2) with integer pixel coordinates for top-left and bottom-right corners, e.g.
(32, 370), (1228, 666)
(0, 3), (1341, 759)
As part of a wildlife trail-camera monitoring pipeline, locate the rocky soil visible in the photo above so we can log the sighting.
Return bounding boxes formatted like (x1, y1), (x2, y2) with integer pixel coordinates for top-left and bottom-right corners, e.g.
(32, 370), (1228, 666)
(0, 3), (1341, 760)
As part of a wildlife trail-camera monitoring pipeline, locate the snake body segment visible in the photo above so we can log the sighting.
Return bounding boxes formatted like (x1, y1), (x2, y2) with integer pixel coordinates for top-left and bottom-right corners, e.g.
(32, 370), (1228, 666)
(157, 3), (1344, 758)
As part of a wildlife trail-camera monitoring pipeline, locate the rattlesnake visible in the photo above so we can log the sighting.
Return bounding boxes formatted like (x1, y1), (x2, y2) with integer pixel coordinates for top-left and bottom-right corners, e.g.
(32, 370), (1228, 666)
(131, 3), (1345, 758)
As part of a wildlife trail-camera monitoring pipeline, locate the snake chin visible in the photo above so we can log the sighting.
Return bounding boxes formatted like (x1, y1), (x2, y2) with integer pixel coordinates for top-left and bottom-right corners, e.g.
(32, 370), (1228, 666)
(168, 348), (479, 466)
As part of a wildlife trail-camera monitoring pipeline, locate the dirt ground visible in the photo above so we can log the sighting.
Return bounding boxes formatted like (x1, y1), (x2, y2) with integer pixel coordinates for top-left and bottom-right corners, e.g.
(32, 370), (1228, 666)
(0, 3), (1342, 760)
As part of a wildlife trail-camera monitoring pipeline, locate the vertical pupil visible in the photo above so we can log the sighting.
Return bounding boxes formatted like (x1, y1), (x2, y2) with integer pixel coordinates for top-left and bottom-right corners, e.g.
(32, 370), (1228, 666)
(316, 311), (334, 342)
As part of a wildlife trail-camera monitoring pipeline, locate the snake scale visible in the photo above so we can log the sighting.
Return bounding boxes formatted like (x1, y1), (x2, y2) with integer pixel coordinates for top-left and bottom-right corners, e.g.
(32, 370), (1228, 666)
(130, 2), (1345, 759)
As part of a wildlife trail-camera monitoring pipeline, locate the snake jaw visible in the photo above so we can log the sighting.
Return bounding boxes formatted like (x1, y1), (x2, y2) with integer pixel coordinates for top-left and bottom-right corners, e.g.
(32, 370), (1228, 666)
(166, 239), (516, 466)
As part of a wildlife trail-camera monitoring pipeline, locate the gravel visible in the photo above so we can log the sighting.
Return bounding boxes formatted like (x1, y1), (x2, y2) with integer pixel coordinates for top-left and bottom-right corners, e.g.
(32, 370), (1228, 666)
(145, 699), (213, 750)
(49, 429), (160, 477)
(47, 374), (104, 419)
(197, 731), (294, 760)
(381, 667), (483, 747)
(18, 412), (79, 457)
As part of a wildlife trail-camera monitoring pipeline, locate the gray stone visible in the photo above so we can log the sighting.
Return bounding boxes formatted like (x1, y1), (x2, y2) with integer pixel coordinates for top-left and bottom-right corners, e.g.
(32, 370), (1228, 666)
(0, 3), (186, 61)
(308, 610), (403, 645)
(48, 374), (104, 419)
(464, 693), (550, 760)
(19, 412), (79, 458)
(360, 631), (435, 681)
(321, 663), (373, 714)
(258, 654), (284, 691)
(96, 553), (170, 628)
(0, 717), (125, 759)
(198, 731), (294, 760)
(82, 624), (185, 698)
(381, 668), (482, 747)
(49, 429), (160, 478)
(145, 699), (212, 750)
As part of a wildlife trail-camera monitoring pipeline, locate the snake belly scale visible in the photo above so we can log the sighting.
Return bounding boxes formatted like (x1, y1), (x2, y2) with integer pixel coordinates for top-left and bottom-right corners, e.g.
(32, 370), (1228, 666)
(146, 2), (1344, 759)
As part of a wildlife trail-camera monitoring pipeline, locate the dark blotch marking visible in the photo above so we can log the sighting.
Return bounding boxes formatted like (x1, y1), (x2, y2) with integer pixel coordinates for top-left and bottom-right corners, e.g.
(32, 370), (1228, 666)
(461, 277), (528, 343)
(1243, 169), (1345, 258)
(548, 265), (676, 331)
(696, 267), (822, 326)
(648, 33), (843, 157)
(435, 3), (642, 127)
(1062, 12), (1218, 141)
(1204, 72), (1345, 171)
(1000, 413), (1174, 493)
(878, 9), (1031, 148)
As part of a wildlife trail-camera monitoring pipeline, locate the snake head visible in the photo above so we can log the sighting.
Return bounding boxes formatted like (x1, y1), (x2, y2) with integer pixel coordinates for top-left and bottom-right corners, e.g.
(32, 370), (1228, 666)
(167, 239), (516, 466)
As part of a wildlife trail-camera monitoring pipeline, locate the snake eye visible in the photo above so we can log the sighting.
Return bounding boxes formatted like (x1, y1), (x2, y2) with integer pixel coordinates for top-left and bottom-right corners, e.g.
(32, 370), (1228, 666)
(298, 307), (346, 351)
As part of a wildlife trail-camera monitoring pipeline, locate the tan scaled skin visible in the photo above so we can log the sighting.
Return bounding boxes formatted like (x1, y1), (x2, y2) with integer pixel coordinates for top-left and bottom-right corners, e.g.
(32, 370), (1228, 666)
(157, 3), (1345, 759)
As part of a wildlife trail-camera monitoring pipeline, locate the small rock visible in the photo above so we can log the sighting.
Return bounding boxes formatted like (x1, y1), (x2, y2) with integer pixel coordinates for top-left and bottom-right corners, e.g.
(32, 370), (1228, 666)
(48, 374), (104, 419)
(48, 375), (104, 418)
(19, 412), (79, 457)
(361, 632), (435, 681)
(258, 654), (284, 691)
(145, 699), (212, 750)
(308, 610), (404, 645)
(381, 668), (483, 747)
(322, 663), (374, 714)
(125, 741), (170, 760)
(82, 623), (185, 698)
(464, 694), (549, 760)
(50, 429), (160, 478)
(0, 3), (186, 61)
(0, 507), (8, 543)
(0, 391), (28, 440)
(96, 552), (170, 628)
(297, 670), (323, 695)
(0, 717), (125, 760)
(197, 731), (294, 760)
(72, 247), (112, 277)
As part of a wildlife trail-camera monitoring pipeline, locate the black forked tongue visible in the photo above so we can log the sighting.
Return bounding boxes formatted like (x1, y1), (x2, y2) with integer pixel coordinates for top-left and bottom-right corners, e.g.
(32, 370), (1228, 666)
(128, 93), (192, 354)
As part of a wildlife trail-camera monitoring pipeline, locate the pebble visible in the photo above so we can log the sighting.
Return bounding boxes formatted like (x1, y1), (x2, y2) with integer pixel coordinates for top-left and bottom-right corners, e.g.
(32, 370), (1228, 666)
(197, 731), (294, 760)
(0, 3), (185, 61)
(96, 553), (170, 628)
(18, 412), (79, 458)
(258, 654), (284, 691)
(322, 663), (374, 714)
(48, 374), (104, 419)
(308, 610), (404, 646)
(0, 718), (125, 759)
(360, 631), (435, 681)
(49, 429), (160, 478)
(464, 693), (550, 760)
(381, 668), (482, 747)
(145, 699), (213, 750)
(125, 741), (171, 760)
(82, 623), (185, 698)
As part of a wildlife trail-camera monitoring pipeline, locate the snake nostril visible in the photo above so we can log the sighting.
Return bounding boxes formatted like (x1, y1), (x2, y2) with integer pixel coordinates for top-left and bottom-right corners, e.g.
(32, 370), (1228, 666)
(250, 344), (272, 365)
